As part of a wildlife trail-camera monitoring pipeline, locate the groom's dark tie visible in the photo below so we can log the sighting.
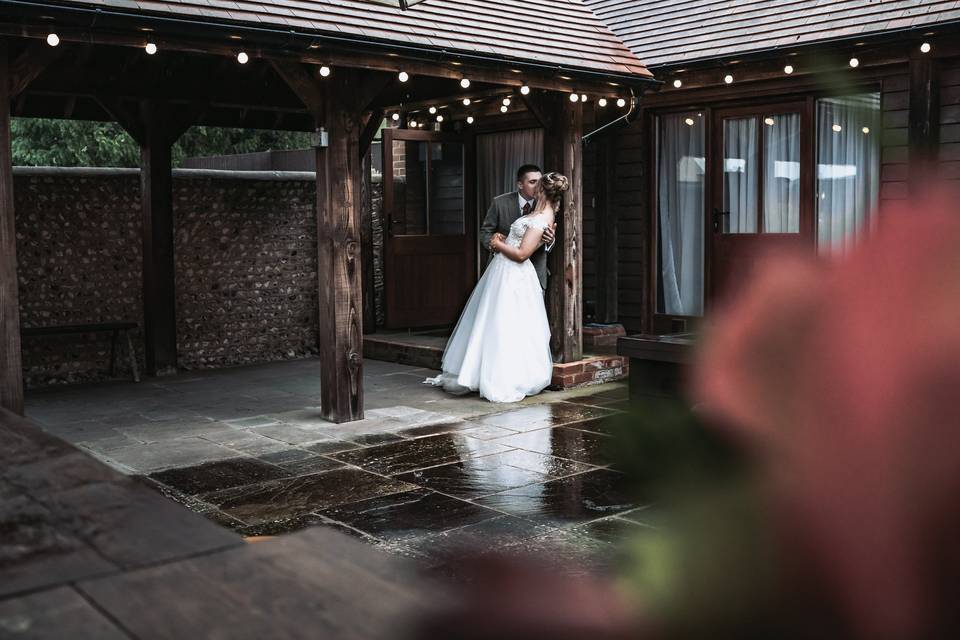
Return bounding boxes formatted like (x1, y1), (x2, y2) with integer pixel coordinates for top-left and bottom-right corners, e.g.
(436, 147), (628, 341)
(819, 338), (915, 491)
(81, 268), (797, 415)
(522, 201), (532, 216)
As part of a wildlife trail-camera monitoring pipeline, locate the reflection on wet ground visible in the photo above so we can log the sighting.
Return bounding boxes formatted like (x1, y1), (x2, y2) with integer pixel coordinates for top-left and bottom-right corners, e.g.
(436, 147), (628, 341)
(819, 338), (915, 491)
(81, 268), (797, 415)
(136, 398), (656, 579)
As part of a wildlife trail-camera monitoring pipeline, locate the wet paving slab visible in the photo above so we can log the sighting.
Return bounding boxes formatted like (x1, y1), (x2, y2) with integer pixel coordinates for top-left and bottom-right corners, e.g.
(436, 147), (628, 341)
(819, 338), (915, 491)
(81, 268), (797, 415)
(147, 458), (289, 496)
(394, 456), (552, 500)
(490, 425), (616, 467)
(470, 403), (623, 432)
(473, 469), (637, 528)
(330, 433), (513, 476)
(201, 467), (418, 526)
(316, 488), (502, 543)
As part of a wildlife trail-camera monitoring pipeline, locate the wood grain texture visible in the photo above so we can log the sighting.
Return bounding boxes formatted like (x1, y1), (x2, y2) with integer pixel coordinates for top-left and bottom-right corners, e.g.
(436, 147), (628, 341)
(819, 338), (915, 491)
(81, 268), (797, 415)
(0, 44), (24, 414)
(317, 69), (364, 423)
(51, 0), (649, 77)
(586, 0), (960, 67)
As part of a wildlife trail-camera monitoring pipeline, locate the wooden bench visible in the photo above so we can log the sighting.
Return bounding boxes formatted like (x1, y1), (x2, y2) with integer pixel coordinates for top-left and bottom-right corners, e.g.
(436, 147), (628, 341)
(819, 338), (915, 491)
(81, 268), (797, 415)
(21, 322), (141, 382)
(617, 333), (696, 401)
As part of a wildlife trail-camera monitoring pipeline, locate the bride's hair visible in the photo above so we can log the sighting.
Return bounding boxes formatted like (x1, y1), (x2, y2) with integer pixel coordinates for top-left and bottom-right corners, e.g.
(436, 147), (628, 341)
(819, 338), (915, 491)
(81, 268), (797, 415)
(540, 172), (570, 207)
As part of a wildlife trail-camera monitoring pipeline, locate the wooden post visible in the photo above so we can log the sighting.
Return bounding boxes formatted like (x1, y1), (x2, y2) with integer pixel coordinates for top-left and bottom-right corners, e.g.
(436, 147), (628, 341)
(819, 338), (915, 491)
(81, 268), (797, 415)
(360, 148), (376, 333)
(594, 132), (619, 324)
(140, 102), (178, 376)
(908, 55), (940, 194)
(0, 43), (24, 414)
(317, 69), (364, 423)
(545, 96), (583, 363)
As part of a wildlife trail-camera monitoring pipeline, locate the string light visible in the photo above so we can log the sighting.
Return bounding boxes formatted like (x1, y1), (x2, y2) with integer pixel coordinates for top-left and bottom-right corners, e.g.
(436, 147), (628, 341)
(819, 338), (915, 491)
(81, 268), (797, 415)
(598, 98), (608, 107)
(570, 93), (580, 102)
(429, 106), (437, 114)
(684, 117), (695, 126)
(466, 116), (475, 124)
(520, 85), (530, 95)
(319, 66), (331, 77)
(436, 115), (444, 122)
(398, 71), (410, 82)
(460, 78), (471, 88)
(724, 74), (734, 84)
(145, 43), (158, 55)
(764, 117), (775, 126)
(849, 57), (859, 68)
(502, 97), (511, 106)
(784, 64), (794, 74)
(862, 126), (870, 134)
(409, 119), (418, 127)
(500, 105), (508, 113)
(832, 124), (842, 132)
(920, 42), (932, 53)
(580, 94), (588, 102)
(46, 33), (59, 47)
(673, 79), (682, 88)
(616, 98), (626, 107)
(391, 113), (400, 121)
(237, 52), (249, 64)
(462, 98), (471, 106)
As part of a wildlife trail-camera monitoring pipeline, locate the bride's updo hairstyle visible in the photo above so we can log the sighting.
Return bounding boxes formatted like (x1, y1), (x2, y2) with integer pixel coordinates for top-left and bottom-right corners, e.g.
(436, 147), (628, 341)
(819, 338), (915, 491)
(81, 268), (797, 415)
(540, 172), (570, 208)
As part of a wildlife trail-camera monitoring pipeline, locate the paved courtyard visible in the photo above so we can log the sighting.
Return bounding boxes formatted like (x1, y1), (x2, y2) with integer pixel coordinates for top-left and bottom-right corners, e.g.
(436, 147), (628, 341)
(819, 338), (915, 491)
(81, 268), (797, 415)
(25, 358), (652, 578)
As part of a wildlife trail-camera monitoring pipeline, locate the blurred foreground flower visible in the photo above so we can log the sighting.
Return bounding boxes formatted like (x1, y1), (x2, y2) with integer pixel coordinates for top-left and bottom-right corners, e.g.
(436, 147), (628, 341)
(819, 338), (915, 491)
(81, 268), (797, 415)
(696, 190), (960, 639)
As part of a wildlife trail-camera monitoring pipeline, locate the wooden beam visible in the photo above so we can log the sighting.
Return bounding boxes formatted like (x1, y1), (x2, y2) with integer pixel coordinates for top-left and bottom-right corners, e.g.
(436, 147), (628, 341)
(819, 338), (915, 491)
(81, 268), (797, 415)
(271, 60), (325, 122)
(520, 90), (555, 130)
(594, 133), (618, 323)
(96, 96), (146, 145)
(360, 109), (384, 158)
(908, 55), (940, 194)
(545, 95), (583, 363)
(360, 149), (376, 333)
(9, 40), (66, 98)
(317, 69), (364, 423)
(140, 101), (179, 376)
(0, 43), (24, 415)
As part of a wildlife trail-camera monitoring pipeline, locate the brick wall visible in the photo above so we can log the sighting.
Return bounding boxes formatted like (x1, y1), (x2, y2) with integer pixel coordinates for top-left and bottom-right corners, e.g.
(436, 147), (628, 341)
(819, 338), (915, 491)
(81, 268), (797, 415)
(13, 168), (322, 387)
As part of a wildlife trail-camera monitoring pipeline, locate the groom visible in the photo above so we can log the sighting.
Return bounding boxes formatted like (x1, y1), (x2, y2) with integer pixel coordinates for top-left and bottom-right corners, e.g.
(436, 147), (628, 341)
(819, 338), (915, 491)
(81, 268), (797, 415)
(478, 164), (557, 292)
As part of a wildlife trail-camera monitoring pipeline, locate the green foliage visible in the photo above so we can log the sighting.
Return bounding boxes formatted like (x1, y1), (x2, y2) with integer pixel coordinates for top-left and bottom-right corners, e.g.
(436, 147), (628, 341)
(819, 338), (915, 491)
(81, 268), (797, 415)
(11, 118), (314, 168)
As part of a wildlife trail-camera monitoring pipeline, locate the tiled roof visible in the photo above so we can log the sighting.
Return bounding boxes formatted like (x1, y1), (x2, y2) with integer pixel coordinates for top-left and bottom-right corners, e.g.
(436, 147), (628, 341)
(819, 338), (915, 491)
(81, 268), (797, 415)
(50, 0), (651, 77)
(585, 0), (960, 67)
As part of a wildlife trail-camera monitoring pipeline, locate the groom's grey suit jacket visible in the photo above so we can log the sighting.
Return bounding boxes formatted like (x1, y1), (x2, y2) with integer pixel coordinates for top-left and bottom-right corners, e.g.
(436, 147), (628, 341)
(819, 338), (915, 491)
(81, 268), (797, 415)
(478, 191), (550, 290)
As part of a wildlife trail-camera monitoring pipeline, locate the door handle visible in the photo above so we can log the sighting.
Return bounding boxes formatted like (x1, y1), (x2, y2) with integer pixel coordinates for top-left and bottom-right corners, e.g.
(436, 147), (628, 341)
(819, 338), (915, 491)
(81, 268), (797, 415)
(712, 208), (730, 232)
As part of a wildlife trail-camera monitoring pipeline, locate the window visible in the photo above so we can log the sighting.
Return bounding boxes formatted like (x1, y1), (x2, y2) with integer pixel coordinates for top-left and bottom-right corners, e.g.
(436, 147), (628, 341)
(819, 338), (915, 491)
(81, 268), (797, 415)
(816, 94), (881, 253)
(656, 113), (705, 316)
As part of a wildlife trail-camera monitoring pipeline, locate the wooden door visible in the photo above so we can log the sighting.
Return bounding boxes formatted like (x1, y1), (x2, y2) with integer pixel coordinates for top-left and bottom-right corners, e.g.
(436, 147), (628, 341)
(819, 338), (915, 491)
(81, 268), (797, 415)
(708, 101), (814, 304)
(383, 129), (475, 328)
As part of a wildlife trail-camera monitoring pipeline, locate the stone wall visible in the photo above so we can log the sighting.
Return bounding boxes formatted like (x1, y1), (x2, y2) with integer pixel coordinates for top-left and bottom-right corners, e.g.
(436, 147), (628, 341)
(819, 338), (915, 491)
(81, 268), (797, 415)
(13, 168), (321, 388)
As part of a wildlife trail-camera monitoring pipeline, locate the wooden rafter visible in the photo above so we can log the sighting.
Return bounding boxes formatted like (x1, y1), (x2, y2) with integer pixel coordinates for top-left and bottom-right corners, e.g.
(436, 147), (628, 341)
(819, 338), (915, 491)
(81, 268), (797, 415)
(9, 40), (66, 98)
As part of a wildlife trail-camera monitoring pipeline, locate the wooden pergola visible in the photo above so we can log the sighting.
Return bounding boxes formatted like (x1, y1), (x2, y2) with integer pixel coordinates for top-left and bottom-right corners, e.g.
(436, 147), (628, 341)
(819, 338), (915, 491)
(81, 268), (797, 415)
(0, 0), (654, 422)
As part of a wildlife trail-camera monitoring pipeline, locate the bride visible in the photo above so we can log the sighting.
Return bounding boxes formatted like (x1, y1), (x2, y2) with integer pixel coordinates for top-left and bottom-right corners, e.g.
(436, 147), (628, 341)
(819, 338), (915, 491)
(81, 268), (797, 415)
(425, 172), (569, 403)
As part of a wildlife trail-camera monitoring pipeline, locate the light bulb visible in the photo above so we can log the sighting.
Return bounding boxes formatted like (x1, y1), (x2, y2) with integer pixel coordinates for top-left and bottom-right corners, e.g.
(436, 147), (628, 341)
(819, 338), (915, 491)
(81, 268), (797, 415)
(398, 71), (409, 82)
(466, 116), (475, 124)
(598, 98), (608, 107)
(319, 66), (331, 77)
(436, 115), (444, 122)
(570, 93), (580, 102)
(46, 33), (60, 47)
(520, 85), (530, 95)
(616, 98), (626, 107)
(409, 120), (418, 128)
(832, 124), (842, 132)
(462, 98), (471, 106)
(391, 113), (400, 121)
(145, 43), (158, 55)
(862, 126), (870, 134)
(849, 57), (859, 68)
(673, 79), (682, 88)
(784, 64), (794, 74)
(921, 42), (932, 53)
(764, 117), (775, 126)
(502, 97), (511, 106)
(429, 106), (437, 114)
(460, 78), (471, 88)
(237, 52), (249, 64)
(500, 105), (508, 113)
(684, 117), (695, 126)
(724, 74), (733, 84)
(580, 94), (588, 102)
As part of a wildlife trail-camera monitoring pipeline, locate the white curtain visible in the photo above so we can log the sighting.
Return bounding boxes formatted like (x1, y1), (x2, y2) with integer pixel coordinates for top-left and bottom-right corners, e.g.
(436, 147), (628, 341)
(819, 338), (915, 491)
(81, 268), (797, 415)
(723, 117), (758, 233)
(657, 114), (705, 316)
(763, 113), (801, 233)
(476, 129), (543, 269)
(816, 94), (881, 253)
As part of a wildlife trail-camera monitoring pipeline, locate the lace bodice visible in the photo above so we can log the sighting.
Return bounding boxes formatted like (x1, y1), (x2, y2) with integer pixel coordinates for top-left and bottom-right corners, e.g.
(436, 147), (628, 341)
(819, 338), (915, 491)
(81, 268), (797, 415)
(506, 215), (549, 249)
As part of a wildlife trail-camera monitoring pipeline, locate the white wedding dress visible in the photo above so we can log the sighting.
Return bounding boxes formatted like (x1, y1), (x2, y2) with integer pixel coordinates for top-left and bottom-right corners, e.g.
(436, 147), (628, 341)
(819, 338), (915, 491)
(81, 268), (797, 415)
(425, 214), (553, 403)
